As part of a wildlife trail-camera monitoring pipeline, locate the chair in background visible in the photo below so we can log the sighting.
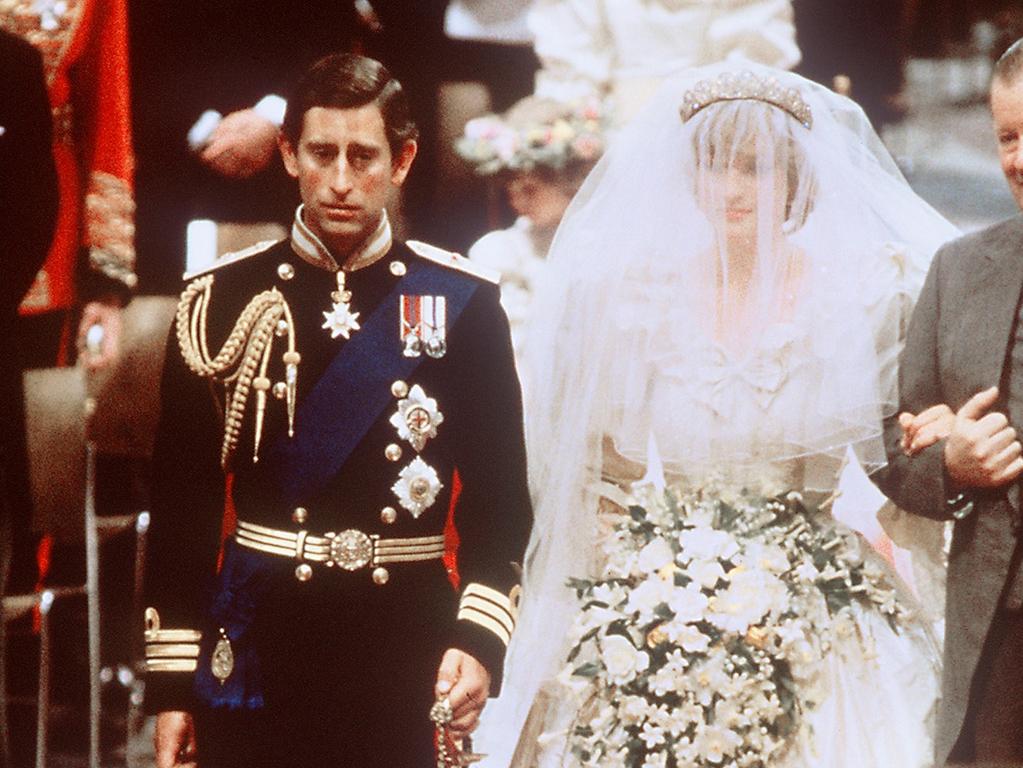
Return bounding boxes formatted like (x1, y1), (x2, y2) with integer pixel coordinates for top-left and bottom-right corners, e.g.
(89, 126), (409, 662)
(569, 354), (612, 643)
(87, 295), (177, 767)
(2, 295), (176, 768)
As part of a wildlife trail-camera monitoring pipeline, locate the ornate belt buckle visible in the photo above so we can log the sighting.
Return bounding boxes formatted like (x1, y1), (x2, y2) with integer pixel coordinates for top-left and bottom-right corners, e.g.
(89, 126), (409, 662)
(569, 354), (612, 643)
(325, 529), (375, 571)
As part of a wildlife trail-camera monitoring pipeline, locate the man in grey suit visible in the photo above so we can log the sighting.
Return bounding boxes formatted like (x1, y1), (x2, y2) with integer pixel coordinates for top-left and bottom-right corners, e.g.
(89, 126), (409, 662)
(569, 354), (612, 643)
(883, 37), (1023, 766)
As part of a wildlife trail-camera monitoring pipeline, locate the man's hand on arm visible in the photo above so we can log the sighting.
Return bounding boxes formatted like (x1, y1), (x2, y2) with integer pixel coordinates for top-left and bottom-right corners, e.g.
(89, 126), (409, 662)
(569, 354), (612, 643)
(435, 648), (491, 738)
(154, 710), (197, 768)
(944, 386), (1023, 487)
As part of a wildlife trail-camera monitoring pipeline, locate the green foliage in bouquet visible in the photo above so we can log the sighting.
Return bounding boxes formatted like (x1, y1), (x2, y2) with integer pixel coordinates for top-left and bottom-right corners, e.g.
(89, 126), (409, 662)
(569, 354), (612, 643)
(558, 485), (905, 768)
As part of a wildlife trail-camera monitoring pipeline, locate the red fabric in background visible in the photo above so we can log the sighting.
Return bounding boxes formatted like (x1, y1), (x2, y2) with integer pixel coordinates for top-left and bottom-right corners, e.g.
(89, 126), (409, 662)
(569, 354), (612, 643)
(13, 0), (135, 315)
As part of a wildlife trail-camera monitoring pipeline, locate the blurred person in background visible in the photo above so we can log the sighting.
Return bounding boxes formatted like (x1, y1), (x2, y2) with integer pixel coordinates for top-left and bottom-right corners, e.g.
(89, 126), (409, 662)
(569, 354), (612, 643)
(0, 3), (135, 738)
(1, 0), (136, 584)
(455, 96), (605, 367)
(433, 0), (541, 252)
(1, 0), (135, 375)
(908, 0), (1012, 58)
(527, 0), (800, 129)
(132, 0), (462, 293)
(0, 27), (59, 767)
(130, 0), (365, 293)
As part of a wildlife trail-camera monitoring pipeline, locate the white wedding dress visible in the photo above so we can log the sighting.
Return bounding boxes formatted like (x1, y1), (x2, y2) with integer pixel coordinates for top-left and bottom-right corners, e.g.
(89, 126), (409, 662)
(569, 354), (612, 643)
(475, 63), (959, 768)
(500, 281), (945, 767)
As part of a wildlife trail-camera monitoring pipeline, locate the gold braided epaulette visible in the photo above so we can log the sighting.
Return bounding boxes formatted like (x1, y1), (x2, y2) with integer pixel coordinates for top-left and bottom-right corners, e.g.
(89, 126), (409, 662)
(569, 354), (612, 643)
(406, 240), (500, 285)
(175, 272), (299, 468)
(182, 239), (282, 281)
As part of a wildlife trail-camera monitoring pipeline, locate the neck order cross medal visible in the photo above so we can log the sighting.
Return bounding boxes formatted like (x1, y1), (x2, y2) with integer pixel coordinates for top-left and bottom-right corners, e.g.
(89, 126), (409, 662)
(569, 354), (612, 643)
(322, 269), (361, 339)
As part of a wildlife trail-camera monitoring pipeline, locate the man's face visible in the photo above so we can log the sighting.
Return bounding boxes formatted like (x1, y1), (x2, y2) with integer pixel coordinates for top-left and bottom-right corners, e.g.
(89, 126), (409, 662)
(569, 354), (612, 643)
(992, 75), (1023, 212)
(280, 104), (416, 257)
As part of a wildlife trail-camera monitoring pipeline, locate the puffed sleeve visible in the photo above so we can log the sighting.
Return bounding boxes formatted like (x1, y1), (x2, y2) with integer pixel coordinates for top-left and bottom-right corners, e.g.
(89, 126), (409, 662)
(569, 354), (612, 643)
(444, 281), (533, 693)
(708, 0), (801, 71)
(528, 0), (613, 105)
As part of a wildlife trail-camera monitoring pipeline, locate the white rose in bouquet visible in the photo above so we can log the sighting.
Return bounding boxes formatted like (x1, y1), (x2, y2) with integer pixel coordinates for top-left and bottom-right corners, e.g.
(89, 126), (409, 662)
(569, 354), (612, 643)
(601, 634), (650, 685)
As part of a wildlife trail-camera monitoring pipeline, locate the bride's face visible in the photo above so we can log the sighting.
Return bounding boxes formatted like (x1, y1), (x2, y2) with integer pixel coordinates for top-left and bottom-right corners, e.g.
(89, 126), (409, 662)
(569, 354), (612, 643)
(697, 138), (789, 253)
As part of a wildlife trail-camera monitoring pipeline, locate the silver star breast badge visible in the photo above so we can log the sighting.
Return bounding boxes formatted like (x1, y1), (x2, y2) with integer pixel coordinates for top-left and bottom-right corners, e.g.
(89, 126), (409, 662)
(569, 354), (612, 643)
(389, 384), (443, 451)
(391, 457), (443, 518)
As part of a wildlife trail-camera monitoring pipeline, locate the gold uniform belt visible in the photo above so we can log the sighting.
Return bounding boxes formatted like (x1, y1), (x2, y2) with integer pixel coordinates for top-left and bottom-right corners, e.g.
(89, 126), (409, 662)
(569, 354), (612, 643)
(235, 519), (446, 572)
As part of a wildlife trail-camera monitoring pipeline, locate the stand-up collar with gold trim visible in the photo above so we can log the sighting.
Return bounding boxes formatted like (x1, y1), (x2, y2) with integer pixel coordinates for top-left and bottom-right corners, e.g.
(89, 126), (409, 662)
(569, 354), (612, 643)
(290, 205), (393, 272)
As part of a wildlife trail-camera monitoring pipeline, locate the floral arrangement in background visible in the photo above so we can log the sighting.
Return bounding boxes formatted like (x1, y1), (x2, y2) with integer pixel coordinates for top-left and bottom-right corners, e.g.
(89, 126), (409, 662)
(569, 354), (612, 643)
(557, 484), (906, 768)
(455, 99), (606, 176)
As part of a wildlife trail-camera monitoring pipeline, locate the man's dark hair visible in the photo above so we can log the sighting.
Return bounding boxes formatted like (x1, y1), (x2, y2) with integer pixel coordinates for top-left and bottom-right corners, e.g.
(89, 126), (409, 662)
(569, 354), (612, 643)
(282, 53), (419, 157)
(994, 38), (1023, 87)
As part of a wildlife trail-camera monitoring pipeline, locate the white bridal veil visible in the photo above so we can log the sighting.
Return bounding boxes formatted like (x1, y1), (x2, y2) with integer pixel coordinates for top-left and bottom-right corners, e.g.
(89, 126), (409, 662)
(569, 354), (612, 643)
(477, 62), (959, 766)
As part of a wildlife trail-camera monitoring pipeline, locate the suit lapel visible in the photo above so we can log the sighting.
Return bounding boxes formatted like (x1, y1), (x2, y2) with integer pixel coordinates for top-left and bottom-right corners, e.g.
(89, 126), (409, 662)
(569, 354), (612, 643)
(956, 220), (1023, 395)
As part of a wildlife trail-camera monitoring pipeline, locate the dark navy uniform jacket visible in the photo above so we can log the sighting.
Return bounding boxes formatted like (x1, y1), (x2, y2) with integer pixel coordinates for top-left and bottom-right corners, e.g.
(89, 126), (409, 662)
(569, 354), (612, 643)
(143, 228), (532, 766)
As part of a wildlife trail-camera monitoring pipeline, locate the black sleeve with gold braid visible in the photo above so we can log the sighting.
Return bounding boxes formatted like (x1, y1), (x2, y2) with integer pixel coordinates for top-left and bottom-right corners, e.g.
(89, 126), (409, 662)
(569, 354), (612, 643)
(143, 291), (230, 714)
(442, 280), (532, 693)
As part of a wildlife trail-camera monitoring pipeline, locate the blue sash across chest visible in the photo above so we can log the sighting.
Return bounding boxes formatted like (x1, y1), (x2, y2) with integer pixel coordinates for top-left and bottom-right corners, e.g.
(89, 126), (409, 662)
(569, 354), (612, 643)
(194, 259), (480, 710)
(271, 257), (480, 507)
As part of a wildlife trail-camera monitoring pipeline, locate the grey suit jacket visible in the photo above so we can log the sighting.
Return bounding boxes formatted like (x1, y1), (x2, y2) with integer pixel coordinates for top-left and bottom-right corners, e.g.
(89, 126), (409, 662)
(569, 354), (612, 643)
(880, 214), (1023, 766)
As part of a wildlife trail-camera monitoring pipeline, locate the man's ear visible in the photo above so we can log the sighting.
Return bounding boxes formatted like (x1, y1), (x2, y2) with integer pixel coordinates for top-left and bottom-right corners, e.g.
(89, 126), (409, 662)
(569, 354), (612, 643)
(279, 134), (299, 179)
(391, 140), (417, 186)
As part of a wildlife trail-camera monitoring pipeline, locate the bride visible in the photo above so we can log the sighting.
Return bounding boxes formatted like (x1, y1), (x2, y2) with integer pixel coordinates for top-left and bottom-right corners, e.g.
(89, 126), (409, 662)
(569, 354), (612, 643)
(476, 64), (960, 767)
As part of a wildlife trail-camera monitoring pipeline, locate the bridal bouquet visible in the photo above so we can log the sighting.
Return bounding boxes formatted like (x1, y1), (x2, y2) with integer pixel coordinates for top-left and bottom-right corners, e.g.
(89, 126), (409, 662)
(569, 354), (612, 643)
(559, 485), (904, 768)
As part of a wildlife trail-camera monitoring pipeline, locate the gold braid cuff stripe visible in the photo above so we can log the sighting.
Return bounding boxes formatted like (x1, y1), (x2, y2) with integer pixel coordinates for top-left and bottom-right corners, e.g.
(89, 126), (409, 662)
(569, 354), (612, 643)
(176, 274), (299, 467)
(456, 582), (520, 647)
(143, 608), (201, 673)
(146, 659), (199, 673)
(680, 71), (813, 129)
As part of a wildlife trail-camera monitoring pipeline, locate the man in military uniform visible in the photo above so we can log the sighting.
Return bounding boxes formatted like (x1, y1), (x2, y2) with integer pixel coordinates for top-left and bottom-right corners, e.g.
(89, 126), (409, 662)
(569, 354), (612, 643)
(144, 53), (532, 768)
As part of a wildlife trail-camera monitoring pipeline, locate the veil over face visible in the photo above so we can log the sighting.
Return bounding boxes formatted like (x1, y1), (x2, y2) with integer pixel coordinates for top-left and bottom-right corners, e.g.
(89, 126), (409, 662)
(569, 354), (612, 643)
(476, 62), (959, 765)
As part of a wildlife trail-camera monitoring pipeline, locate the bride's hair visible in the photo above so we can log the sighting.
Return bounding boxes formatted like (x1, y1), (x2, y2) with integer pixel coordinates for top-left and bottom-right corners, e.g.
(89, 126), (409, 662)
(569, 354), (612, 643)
(689, 99), (818, 233)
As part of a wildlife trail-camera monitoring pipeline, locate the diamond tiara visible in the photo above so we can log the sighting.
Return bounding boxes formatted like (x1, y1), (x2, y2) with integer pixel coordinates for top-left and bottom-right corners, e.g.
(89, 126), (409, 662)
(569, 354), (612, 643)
(679, 71), (813, 129)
